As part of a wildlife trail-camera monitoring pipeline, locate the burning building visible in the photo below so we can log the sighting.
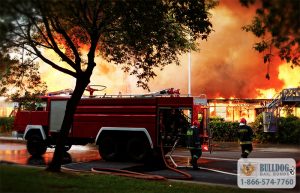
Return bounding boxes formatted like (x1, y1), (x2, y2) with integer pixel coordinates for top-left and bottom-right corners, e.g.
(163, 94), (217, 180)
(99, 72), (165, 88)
(208, 87), (300, 123)
(208, 98), (272, 123)
(1, 0), (299, 120)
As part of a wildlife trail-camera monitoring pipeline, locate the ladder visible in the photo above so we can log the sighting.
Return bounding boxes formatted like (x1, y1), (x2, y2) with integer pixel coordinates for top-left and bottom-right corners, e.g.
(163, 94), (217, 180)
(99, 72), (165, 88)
(267, 87), (300, 109)
(264, 87), (300, 132)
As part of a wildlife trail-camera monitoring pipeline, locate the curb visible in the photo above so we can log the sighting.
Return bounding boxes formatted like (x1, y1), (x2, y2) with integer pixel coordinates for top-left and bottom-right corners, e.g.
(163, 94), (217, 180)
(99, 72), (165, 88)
(0, 136), (26, 144)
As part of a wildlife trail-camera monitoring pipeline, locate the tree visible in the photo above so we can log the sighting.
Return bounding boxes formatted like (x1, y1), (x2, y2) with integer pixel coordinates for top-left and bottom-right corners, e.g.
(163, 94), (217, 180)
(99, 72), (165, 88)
(0, 52), (16, 78)
(0, 52), (47, 108)
(0, 0), (217, 171)
(240, 0), (300, 79)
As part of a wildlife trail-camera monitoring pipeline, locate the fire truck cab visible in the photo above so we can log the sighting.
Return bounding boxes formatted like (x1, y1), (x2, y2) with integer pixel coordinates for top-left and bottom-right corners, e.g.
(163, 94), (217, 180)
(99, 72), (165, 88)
(13, 90), (210, 162)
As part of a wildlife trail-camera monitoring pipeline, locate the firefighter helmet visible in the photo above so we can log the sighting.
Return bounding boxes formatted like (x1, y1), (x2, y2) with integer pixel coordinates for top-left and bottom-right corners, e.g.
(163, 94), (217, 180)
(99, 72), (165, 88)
(240, 118), (247, 124)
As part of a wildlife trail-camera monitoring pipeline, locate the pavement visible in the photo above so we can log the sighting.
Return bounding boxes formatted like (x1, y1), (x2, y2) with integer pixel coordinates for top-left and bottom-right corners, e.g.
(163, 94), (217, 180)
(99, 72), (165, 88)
(1, 135), (299, 151)
(1, 135), (299, 192)
(211, 141), (300, 153)
(0, 136), (24, 143)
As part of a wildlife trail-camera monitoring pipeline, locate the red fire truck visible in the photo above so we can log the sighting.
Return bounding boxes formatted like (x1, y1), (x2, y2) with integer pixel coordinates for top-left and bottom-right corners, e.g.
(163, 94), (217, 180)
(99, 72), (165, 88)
(13, 88), (210, 162)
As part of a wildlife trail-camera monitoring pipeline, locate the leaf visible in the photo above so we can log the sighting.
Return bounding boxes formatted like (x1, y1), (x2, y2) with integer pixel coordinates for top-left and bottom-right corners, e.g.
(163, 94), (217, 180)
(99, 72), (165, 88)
(253, 41), (268, 53)
(242, 0), (300, 67)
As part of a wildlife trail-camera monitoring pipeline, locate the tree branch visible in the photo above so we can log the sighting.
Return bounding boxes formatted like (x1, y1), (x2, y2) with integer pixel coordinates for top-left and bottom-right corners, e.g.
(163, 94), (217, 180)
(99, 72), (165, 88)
(11, 2), (53, 48)
(81, 0), (93, 25)
(30, 39), (53, 49)
(49, 17), (82, 71)
(30, 19), (53, 48)
(31, 45), (77, 78)
(39, 9), (79, 73)
(24, 26), (77, 78)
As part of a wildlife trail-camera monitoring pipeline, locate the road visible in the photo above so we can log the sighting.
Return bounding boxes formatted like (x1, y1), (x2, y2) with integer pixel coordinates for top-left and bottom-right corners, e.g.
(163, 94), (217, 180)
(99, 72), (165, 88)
(0, 140), (299, 192)
(0, 142), (100, 166)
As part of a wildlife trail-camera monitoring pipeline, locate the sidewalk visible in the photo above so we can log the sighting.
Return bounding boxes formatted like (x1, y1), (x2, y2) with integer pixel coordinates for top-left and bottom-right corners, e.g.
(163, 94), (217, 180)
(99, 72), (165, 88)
(0, 135), (25, 143)
(1, 135), (299, 153)
(212, 141), (300, 153)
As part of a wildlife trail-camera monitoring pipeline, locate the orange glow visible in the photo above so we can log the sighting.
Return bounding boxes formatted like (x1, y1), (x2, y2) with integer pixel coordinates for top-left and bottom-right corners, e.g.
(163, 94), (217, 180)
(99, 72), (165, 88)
(278, 64), (300, 88)
(38, 0), (298, 99)
(39, 48), (76, 92)
(39, 48), (142, 95)
(255, 88), (277, 99)
(146, 0), (286, 98)
(253, 63), (300, 99)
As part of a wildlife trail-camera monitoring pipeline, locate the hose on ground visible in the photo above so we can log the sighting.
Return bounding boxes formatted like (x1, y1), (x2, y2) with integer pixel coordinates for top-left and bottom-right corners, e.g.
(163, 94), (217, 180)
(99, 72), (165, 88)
(91, 167), (166, 180)
(160, 140), (193, 180)
(89, 139), (193, 180)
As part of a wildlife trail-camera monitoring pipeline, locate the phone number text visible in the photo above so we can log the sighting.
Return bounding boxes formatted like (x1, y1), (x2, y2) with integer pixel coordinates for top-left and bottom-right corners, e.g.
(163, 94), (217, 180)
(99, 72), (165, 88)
(239, 178), (295, 188)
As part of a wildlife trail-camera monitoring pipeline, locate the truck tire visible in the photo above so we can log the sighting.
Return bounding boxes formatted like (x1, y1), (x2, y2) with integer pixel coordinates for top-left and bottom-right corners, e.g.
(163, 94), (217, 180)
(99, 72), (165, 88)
(26, 134), (47, 156)
(126, 137), (149, 162)
(98, 136), (119, 161)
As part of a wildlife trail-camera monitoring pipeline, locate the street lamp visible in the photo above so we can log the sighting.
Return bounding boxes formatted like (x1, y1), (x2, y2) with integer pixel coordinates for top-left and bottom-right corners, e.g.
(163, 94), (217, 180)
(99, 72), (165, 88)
(188, 50), (191, 96)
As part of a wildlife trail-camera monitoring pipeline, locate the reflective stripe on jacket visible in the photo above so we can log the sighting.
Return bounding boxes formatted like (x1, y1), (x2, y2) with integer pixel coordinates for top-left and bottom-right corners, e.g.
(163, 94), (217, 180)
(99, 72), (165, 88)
(239, 141), (252, 145)
(186, 126), (201, 149)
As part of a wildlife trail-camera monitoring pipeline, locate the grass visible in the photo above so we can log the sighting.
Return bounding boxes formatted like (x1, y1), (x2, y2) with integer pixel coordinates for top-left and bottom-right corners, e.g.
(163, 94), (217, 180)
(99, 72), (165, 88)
(0, 164), (273, 193)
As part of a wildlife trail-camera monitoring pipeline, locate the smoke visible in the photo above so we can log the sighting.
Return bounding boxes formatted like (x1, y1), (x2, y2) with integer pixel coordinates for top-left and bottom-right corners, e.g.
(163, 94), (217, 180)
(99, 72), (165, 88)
(41, 0), (298, 98)
(147, 0), (285, 98)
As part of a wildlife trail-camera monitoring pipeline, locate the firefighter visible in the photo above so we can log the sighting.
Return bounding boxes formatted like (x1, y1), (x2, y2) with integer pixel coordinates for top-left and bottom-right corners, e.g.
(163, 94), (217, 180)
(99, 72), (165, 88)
(238, 118), (253, 158)
(186, 121), (202, 170)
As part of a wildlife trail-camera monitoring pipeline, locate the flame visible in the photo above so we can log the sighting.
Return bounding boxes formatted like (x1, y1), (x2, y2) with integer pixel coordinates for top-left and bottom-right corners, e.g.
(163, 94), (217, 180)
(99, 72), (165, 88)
(255, 65), (300, 99)
(37, 0), (298, 99)
(255, 88), (277, 99)
(39, 51), (142, 95)
(278, 64), (300, 88)
(146, 0), (284, 98)
(39, 49), (76, 92)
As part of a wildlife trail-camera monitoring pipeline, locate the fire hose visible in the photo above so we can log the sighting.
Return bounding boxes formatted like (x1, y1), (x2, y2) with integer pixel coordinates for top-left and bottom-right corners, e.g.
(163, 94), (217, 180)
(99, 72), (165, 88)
(62, 163), (166, 181)
(91, 167), (166, 180)
(90, 139), (192, 181)
(159, 140), (193, 180)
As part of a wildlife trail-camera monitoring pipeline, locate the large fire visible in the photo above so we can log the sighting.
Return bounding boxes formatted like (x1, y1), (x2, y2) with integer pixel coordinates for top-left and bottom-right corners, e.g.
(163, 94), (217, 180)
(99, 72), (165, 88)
(278, 64), (300, 88)
(40, 0), (299, 99)
(41, 0), (300, 99)
(1, 1), (299, 120)
(256, 88), (277, 99)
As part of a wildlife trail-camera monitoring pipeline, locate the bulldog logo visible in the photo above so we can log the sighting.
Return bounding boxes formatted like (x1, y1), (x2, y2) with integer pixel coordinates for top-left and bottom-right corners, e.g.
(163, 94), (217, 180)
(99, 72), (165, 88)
(241, 163), (255, 176)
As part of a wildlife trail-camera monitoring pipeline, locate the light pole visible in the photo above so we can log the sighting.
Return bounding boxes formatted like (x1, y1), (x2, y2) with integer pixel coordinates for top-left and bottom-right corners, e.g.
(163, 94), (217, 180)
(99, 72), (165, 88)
(188, 49), (191, 96)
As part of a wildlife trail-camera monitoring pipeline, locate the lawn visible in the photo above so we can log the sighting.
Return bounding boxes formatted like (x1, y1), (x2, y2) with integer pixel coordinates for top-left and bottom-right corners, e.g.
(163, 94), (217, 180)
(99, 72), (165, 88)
(0, 164), (271, 193)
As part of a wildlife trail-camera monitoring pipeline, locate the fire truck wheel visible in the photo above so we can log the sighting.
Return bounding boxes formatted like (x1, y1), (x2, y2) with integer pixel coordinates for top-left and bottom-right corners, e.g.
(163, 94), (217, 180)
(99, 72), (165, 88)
(126, 137), (149, 162)
(98, 136), (119, 161)
(26, 134), (47, 156)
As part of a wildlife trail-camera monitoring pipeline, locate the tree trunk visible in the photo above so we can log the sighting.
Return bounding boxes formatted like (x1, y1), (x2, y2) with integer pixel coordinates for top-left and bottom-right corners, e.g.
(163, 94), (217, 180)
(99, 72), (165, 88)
(46, 34), (97, 172)
(46, 77), (89, 172)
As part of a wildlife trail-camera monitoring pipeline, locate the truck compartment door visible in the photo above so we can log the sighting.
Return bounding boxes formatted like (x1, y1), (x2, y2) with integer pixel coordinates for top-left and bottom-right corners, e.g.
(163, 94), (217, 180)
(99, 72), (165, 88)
(50, 100), (67, 132)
